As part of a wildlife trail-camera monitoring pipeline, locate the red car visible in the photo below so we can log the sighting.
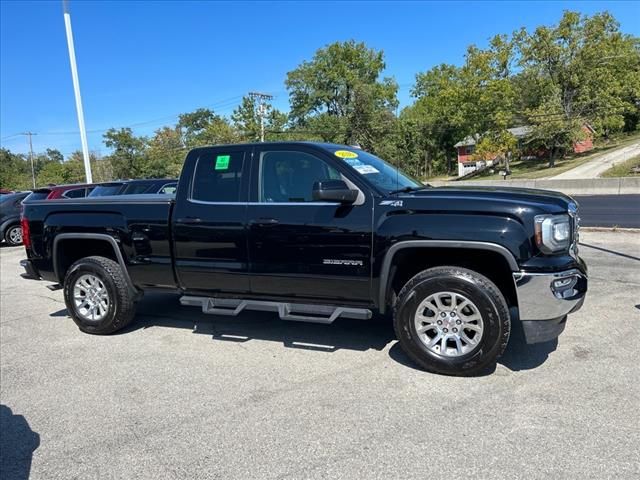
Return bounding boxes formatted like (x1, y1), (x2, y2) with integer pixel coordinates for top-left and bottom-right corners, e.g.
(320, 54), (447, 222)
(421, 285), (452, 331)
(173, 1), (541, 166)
(26, 183), (98, 201)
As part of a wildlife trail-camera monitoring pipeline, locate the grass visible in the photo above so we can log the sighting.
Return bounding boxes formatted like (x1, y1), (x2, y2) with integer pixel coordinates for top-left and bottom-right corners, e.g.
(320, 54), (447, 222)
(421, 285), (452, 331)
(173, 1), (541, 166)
(600, 154), (640, 178)
(457, 130), (640, 181)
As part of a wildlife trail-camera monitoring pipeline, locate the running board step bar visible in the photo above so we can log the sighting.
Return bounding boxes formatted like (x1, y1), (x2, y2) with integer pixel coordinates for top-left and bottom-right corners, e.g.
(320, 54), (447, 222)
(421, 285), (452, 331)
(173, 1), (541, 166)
(180, 296), (372, 324)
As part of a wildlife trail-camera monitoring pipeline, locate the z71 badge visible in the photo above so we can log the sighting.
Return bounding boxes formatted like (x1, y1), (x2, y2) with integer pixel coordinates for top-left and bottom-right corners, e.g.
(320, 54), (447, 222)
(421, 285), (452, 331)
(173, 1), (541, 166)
(379, 200), (403, 207)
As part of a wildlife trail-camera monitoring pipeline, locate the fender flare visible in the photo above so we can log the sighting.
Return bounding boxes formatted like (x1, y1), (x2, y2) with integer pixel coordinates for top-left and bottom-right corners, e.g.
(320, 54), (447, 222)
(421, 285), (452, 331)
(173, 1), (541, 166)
(53, 233), (137, 294)
(378, 240), (519, 314)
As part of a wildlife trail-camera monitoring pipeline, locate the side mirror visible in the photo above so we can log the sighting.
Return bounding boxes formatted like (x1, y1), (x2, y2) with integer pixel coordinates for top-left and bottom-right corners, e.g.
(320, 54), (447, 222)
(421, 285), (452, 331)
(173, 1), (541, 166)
(312, 180), (358, 204)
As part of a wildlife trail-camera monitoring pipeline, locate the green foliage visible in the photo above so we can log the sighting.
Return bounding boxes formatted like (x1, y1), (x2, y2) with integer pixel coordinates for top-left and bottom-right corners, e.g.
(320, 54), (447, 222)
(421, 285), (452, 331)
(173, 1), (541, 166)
(0, 9), (637, 189)
(103, 128), (149, 179)
(147, 127), (185, 178)
(474, 131), (518, 162)
(37, 151), (101, 185)
(177, 108), (239, 148)
(516, 10), (640, 163)
(0, 148), (32, 190)
(231, 96), (288, 142)
(285, 40), (398, 151)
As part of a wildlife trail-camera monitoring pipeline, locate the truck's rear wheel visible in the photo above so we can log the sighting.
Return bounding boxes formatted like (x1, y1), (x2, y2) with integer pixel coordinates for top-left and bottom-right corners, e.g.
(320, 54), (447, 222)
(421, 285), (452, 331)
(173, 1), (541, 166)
(393, 266), (510, 376)
(63, 256), (137, 335)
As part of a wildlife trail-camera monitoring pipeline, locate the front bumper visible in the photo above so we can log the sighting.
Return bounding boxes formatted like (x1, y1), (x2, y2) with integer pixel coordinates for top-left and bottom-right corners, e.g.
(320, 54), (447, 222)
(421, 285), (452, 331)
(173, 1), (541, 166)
(20, 259), (40, 280)
(514, 268), (587, 344)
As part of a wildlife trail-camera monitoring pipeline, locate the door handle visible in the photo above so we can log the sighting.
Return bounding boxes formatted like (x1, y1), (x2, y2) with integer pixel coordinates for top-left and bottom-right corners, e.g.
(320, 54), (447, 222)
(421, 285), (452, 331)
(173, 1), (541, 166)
(251, 217), (279, 226)
(177, 217), (203, 224)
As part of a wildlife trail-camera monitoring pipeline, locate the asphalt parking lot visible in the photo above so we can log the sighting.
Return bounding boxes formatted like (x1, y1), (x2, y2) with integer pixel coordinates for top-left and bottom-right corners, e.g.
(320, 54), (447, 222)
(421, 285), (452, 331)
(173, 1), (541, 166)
(1, 231), (639, 480)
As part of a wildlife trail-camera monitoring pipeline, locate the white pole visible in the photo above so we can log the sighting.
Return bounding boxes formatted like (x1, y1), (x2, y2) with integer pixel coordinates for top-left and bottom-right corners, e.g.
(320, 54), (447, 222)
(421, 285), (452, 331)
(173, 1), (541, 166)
(63, 0), (92, 183)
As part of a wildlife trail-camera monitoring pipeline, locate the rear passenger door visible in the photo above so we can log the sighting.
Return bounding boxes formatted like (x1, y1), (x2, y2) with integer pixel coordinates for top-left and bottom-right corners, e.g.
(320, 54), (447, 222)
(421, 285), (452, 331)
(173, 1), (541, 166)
(172, 146), (251, 294)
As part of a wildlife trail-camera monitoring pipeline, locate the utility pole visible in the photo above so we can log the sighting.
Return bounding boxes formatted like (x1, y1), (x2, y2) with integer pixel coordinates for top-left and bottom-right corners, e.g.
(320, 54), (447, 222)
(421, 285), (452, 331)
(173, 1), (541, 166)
(21, 132), (37, 188)
(63, 0), (92, 183)
(248, 92), (273, 142)
(424, 151), (431, 180)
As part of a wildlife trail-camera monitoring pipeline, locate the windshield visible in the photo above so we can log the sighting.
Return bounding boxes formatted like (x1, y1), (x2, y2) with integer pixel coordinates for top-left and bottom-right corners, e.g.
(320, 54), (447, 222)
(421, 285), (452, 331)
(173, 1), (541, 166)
(89, 184), (123, 197)
(328, 148), (422, 193)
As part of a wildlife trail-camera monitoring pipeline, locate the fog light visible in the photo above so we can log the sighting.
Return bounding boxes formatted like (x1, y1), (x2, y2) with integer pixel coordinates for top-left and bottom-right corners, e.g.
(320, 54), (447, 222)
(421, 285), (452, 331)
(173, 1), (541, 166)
(551, 275), (578, 299)
(553, 277), (574, 288)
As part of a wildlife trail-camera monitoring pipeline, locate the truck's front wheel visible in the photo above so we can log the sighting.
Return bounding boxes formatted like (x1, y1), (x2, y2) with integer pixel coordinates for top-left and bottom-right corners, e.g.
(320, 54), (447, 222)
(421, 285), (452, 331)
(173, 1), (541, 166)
(63, 256), (137, 335)
(393, 266), (510, 376)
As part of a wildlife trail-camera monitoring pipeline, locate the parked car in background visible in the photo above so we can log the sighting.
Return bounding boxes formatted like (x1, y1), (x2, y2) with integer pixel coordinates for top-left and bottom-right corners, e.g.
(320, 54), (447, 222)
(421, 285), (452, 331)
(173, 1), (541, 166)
(24, 183), (98, 201)
(0, 188), (15, 196)
(0, 191), (31, 245)
(89, 179), (177, 197)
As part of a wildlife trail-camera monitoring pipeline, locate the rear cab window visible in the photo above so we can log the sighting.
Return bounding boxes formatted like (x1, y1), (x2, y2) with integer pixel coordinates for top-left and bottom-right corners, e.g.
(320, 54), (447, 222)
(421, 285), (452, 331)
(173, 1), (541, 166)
(191, 151), (245, 202)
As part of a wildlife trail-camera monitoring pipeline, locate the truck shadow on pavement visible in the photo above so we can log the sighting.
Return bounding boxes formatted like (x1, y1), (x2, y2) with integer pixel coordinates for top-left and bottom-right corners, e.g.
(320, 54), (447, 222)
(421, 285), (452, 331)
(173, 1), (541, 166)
(0, 404), (40, 480)
(51, 293), (558, 374)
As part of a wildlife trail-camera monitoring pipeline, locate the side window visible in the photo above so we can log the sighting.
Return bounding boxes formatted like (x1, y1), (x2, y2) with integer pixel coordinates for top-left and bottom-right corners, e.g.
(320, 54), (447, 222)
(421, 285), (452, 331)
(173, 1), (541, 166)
(63, 188), (86, 198)
(259, 150), (341, 203)
(159, 183), (177, 194)
(123, 183), (152, 195)
(192, 151), (245, 202)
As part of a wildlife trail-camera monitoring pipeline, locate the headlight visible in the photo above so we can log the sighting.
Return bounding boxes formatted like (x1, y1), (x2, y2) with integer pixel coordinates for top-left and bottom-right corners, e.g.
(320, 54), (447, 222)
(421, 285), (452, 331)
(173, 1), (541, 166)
(534, 214), (571, 254)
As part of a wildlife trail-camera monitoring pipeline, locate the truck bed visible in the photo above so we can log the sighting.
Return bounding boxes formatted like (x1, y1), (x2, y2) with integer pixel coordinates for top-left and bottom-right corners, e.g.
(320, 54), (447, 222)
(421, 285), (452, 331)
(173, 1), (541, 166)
(23, 194), (177, 288)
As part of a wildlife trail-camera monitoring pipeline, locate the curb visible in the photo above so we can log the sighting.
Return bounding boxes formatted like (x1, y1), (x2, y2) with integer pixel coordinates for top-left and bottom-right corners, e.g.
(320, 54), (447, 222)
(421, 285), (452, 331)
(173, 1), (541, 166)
(580, 227), (640, 233)
(429, 177), (640, 195)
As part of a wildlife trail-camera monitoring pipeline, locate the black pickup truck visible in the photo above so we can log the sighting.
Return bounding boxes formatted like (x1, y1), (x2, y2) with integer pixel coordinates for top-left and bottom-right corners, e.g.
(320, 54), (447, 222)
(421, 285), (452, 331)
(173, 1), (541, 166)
(20, 142), (587, 375)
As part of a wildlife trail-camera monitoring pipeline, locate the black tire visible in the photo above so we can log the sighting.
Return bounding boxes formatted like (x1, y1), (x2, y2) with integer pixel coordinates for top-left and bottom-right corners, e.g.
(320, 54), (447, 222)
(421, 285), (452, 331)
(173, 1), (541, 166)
(63, 256), (137, 335)
(4, 224), (23, 246)
(393, 266), (510, 376)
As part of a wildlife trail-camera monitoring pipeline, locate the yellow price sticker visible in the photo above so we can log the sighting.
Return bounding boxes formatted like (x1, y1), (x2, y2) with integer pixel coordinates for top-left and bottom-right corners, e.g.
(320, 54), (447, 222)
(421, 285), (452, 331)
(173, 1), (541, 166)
(334, 150), (359, 159)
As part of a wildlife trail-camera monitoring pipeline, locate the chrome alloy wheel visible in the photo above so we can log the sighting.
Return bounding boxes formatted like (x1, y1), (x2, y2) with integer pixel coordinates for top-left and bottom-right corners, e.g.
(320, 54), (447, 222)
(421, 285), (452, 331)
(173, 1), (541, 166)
(7, 226), (22, 244)
(73, 274), (110, 322)
(414, 291), (484, 357)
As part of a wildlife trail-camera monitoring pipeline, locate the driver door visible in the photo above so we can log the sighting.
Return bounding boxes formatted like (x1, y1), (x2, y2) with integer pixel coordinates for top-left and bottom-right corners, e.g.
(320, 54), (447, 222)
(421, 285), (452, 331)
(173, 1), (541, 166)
(247, 145), (373, 304)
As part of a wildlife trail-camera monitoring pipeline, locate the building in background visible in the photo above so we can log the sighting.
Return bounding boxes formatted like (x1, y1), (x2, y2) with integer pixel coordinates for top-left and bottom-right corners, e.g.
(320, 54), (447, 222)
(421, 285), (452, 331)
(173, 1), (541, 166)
(454, 124), (594, 176)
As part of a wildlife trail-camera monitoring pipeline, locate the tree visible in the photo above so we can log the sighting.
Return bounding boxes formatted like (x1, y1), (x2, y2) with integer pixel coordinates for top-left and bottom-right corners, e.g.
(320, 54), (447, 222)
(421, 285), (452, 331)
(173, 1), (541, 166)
(147, 126), (185, 177)
(103, 128), (149, 179)
(177, 108), (239, 148)
(231, 96), (288, 142)
(408, 35), (519, 176)
(36, 151), (101, 185)
(516, 10), (640, 163)
(0, 148), (31, 190)
(285, 40), (398, 151)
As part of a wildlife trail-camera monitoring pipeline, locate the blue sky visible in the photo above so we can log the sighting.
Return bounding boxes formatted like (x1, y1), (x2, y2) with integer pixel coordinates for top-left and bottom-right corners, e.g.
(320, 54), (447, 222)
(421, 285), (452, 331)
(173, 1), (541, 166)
(1, 0), (639, 157)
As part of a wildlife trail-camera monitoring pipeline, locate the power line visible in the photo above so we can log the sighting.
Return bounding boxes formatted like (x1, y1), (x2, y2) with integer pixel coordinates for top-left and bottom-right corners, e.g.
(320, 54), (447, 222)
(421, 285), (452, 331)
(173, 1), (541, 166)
(25, 95), (246, 138)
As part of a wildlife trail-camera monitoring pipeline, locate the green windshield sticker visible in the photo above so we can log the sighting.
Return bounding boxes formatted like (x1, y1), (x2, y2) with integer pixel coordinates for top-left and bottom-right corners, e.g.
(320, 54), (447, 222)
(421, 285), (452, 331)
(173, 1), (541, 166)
(215, 155), (231, 170)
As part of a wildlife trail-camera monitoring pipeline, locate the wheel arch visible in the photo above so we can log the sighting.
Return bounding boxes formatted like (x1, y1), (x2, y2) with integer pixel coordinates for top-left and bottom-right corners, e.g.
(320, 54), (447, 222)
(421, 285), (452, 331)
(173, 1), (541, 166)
(379, 240), (519, 314)
(53, 233), (137, 293)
